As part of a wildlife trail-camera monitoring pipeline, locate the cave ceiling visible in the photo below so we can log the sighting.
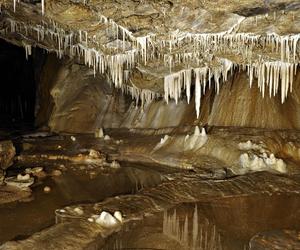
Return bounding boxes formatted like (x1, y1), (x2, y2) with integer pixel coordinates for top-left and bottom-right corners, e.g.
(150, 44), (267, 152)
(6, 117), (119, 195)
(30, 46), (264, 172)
(0, 0), (299, 110)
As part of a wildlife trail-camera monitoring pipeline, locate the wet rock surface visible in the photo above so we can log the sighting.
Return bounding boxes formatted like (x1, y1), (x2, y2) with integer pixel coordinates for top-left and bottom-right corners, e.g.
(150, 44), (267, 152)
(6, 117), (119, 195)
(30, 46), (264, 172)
(0, 140), (15, 170)
(1, 128), (300, 249)
(249, 230), (300, 250)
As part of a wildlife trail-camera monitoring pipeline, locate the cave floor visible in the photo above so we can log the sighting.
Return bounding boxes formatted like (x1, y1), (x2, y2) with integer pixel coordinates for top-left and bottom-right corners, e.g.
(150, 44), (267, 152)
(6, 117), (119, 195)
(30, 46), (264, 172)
(1, 127), (300, 249)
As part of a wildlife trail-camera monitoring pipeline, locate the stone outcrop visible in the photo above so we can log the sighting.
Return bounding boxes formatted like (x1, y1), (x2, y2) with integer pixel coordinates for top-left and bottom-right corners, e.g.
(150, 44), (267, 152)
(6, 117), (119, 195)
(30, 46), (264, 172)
(249, 230), (300, 250)
(0, 140), (15, 184)
(0, 140), (15, 169)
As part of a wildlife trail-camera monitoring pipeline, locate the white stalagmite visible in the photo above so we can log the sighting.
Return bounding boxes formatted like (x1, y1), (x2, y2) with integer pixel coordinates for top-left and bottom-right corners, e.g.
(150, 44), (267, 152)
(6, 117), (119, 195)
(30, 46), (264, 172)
(95, 128), (104, 138)
(194, 126), (200, 136)
(239, 152), (287, 173)
(95, 211), (122, 228)
(160, 135), (169, 145)
(153, 135), (170, 151)
(184, 126), (208, 151)
(201, 127), (206, 137)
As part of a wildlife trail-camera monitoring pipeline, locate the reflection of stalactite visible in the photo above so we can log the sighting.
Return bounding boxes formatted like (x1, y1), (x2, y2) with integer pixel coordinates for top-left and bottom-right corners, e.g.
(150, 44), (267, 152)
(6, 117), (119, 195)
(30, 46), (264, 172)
(102, 237), (123, 250)
(112, 89), (119, 113)
(163, 205), (223, 250)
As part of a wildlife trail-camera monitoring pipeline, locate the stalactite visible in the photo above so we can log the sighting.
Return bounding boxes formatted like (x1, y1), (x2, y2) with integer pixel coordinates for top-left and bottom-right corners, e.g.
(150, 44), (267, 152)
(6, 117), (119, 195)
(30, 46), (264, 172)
(247, 61), (297, 103)
(41, 0), (45, 15)
(163, 59), (233, 117)
(4, 7), (300, 119)
(121, 84), (160, 108)
(23, 44), (32, 60)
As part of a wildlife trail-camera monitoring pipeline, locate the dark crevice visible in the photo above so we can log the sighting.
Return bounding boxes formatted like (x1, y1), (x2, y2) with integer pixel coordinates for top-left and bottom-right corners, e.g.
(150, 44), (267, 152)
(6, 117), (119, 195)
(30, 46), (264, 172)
(0, 39), (36, 130)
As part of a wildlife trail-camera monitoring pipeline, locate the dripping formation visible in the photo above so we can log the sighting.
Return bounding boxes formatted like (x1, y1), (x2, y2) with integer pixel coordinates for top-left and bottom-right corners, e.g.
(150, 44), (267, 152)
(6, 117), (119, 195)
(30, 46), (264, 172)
(1, 1), (300, 116)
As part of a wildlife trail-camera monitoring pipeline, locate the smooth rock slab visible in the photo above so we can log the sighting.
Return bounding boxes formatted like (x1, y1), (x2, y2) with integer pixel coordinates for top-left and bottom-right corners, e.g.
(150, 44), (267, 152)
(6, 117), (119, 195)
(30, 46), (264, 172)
(0, 185), (31, 205)
(0, 221), (109, 250)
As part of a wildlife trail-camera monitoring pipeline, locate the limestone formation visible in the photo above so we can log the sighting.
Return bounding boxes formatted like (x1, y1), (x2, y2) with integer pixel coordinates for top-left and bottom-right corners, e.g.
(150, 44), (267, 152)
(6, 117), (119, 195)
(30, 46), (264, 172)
(0, 140), (15, 170)
(0, 1), (299, 249)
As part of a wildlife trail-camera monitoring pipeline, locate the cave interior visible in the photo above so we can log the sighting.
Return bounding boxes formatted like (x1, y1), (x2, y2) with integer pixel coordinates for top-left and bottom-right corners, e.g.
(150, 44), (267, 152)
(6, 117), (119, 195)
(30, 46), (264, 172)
(0, 0), (299, 249)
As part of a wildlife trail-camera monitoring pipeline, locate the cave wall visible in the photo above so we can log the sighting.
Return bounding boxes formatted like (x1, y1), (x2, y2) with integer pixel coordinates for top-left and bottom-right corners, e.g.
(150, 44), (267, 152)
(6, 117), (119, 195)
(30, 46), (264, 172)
(202, 70), (300, 129)
(35, 55), (130, 133)
(35, 56), (300, 133)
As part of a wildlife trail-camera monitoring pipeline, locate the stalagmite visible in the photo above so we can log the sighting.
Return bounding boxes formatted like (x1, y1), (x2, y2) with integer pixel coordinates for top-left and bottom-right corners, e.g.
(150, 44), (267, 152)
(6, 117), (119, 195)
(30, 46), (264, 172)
(160, 135), (169, 145)
(17, 174), (30, 181)
(95, 211), (122, 228)
(201, 128), (206, 137)
(153, 135), (170, 151)
(113, 211), (123, 223)
(239, 152), (287, 173)
(95, 128), (104, 138)
(184, 126), (208, 151)
(194, 126), (200, 136)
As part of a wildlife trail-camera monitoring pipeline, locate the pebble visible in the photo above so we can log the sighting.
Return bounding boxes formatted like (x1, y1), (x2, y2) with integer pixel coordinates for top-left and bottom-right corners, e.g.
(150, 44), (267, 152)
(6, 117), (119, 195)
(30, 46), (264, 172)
(58, 164), (67, 171)
(17, 174), (30, 181)
(34, 171), (47, 179)
(51, 169), (62, 176)
(43, 186), (51, 193)
(26, 167), (44, 174)
(89, 149), (101, 158)
(74, 207), (84, 215)
(89, 171), (97, 179)
(104, 135), (111, 141)
(110, 160), (121, 169)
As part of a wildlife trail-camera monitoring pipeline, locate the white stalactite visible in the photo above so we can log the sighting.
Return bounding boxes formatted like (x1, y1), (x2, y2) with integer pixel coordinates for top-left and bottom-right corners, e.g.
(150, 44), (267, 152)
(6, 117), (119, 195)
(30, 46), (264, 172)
(4, 9), (300, 118)
(41, 0), (45, 15)
(24, 44), (32, 60)
(247, 61), (297, 103)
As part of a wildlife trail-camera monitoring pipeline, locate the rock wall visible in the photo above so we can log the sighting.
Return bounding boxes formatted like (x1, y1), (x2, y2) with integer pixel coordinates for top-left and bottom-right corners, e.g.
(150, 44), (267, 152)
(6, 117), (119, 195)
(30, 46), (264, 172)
(35, 55), (300, 133)
(202, 70), (300, 129)
(36, 55), (131, 133)
(0, 140), (15, 184)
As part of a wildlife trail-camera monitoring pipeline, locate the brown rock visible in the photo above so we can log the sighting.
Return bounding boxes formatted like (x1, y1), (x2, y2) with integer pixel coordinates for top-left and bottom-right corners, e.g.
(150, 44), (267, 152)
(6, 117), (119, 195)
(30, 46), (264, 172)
(249, 230), (300, 250)
(51, 169), (62, 177)
(0, 140), (15, 170)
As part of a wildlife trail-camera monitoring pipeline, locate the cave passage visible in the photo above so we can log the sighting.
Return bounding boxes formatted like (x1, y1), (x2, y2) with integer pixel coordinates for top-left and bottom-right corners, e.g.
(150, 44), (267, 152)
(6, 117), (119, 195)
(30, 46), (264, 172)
(0, 39), (36, 129)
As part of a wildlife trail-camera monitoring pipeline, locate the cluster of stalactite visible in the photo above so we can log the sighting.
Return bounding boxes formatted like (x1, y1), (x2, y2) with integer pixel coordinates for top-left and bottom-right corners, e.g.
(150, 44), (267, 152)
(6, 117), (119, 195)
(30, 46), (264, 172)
(2, 1), (299, 117)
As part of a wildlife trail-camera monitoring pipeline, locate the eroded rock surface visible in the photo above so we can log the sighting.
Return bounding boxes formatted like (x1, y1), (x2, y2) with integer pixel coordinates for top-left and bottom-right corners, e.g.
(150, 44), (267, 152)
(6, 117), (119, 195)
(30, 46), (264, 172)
(249, 230), (300, 250)
(0, 140), (15, 170)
